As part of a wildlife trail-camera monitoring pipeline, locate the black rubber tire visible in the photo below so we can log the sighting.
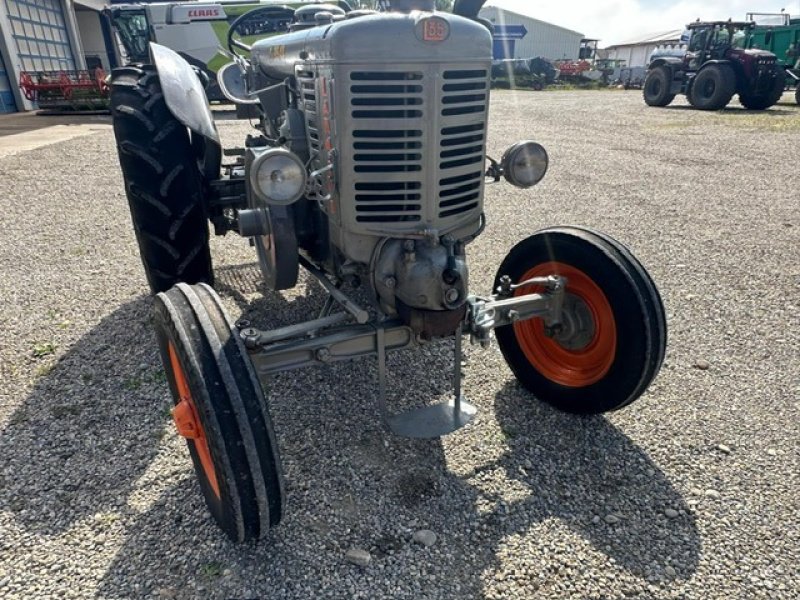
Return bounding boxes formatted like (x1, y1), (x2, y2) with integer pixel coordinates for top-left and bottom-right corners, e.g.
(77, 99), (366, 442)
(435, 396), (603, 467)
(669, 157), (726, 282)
(739, 71), (786, 110)
(493, 227), (667, 414)
(795, 85), (800, 106)
(643, 66), (676, 107)
(111, 65), (213, 294)
(154, 283), (285, 542)
(689, 65), (735, 110)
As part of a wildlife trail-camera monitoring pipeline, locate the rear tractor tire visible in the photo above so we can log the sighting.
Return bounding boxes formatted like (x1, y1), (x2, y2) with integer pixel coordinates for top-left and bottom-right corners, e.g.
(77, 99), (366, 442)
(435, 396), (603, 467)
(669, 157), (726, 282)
(154, 283), (285, 542)
(494, 227), (667, 414)
(688, 64), (735, 110)
(643, 66), (676, 107)
(739, 71), (786, 110)
(111, 65), (213, 294)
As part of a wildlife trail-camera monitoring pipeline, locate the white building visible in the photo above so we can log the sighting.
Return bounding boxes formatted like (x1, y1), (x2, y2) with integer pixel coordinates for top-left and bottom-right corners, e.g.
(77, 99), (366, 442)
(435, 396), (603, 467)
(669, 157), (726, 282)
(604, 30), (686, 68)
(479, 4), (585, 61)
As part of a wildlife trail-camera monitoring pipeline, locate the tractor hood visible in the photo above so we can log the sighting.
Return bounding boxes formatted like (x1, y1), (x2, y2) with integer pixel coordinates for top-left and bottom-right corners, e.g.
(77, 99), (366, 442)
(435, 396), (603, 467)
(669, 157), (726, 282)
(738, 48), (777, 60)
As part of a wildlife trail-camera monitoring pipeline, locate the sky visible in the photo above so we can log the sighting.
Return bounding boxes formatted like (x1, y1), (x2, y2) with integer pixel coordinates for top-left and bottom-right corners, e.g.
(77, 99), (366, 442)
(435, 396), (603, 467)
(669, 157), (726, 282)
(485, 0), (799, 46)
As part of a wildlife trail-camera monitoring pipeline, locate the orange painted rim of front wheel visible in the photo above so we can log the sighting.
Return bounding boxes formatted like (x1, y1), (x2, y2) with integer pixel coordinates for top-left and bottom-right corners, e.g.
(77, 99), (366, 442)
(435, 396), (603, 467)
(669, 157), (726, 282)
(512, 262), (617, 388)
(167, 342), (220, 499)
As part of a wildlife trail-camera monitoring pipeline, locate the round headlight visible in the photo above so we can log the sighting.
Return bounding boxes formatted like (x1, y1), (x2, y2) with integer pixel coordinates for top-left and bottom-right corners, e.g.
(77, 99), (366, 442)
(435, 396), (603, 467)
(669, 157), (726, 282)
(250, 148), (307, 205)
(501, 141), (549, 188)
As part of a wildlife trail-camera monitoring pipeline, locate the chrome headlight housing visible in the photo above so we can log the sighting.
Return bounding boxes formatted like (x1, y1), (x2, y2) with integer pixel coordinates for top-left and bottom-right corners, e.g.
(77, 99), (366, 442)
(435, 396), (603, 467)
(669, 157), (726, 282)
(501, 141), (549, 188)
(250, 147), (307, 205)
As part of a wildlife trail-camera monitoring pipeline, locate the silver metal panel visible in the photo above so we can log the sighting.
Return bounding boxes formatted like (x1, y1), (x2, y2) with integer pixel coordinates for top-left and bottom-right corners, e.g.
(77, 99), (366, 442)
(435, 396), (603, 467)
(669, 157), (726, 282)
(335, 60), (489, 238)
(150, 42), (220, 144)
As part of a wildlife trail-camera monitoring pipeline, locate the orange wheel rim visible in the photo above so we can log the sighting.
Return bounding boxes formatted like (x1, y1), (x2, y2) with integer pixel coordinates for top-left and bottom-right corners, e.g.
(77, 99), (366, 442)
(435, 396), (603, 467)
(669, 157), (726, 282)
(167, 342), (220, 499)
(513, 262), (617, 388)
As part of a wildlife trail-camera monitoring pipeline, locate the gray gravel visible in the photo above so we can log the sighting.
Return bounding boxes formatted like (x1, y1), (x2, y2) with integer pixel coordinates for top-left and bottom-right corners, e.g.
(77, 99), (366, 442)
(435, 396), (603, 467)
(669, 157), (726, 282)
(1, 90), (798, 599)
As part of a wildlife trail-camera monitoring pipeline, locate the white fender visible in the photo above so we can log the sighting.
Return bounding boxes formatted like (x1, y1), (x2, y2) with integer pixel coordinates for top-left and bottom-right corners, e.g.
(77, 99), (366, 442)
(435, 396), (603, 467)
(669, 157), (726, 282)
(150, 42), (220, 145)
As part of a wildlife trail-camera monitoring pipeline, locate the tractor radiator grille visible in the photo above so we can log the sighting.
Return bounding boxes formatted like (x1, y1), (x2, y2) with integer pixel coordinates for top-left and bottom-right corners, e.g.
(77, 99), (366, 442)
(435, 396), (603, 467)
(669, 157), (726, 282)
(350, 71), (425, 223)
(343, 65), (489, 231)
(438, 70), (487, 219)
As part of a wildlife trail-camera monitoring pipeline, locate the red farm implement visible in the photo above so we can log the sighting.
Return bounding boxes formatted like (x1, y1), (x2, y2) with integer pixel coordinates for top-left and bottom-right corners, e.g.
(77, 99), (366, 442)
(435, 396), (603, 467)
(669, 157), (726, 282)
(19, 69), (109, 111)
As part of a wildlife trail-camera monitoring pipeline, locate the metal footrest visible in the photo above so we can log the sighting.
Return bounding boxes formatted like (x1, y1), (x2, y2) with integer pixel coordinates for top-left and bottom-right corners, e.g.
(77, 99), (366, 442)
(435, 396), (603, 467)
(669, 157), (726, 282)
(376, 323), (477, 439)
(386, 397), (477, 439)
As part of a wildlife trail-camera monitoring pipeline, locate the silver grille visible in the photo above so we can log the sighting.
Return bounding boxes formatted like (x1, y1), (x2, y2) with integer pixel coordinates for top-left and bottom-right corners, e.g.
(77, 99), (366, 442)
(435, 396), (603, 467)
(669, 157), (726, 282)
(438, 69), (487, 219)
(339, 63), (489, 234)
(350, 71), (425, 224)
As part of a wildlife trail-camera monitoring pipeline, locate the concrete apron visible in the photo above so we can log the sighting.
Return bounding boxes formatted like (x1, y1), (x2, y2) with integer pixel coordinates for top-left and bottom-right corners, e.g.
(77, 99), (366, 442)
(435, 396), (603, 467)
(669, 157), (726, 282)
(0, 123), (112, 159)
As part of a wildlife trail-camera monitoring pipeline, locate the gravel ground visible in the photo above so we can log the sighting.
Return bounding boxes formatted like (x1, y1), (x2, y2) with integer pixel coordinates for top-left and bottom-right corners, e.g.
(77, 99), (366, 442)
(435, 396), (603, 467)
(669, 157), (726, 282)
(0, 90), (798, 599)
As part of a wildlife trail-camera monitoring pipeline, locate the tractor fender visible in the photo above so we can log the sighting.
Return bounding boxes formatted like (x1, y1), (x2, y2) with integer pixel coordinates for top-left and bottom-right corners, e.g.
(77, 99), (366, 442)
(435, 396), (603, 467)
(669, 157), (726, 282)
(648, 57), (682, 72)
(150, 42), (220, 145)
(697, 59), (731, 70)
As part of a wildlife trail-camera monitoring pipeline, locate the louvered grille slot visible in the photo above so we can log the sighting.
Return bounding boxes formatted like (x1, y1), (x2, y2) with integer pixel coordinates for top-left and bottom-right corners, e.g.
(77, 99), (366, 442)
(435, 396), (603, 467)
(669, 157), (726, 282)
(350, 71), (424, 119)
(441, 70), (487, 117)
(296, 71), (320, 155)
(438, 171), (483, 218)
(352, 122), (423, 222)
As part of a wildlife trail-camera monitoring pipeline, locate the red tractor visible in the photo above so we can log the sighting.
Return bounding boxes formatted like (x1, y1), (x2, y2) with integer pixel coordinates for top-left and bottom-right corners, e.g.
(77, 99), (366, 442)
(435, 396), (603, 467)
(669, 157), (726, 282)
(644, 20), (785, 110)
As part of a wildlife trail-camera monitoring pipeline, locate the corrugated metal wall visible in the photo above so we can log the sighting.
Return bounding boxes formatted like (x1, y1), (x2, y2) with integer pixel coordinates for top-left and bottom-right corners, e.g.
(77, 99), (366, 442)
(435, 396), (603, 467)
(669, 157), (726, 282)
(480, 7), (583, 61)
(0, 49), (17, 112)
(607, 43), (684, 68)
(4, 0), (76, 71)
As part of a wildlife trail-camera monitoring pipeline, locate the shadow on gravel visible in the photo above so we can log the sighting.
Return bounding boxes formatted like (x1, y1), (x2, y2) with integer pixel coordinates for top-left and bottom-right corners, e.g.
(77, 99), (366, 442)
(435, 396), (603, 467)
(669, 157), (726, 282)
(4, 264), (697, 595)
(92, 367), (699, 598)
(486, 381), (701, 580)
(0, 269), (327, 541)
(0, 297), (164, 536)
(659, 105), (796, 115)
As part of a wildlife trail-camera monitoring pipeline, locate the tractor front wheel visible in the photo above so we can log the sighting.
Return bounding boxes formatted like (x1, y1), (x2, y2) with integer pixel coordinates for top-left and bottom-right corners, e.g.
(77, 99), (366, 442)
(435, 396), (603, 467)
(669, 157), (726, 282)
(689, 65), (735, 110)
(154, 283), (285, 542)
(739, 72), (786, 110)
(111, 65), (213, 294)
(494, 227), (667, 414)
(643, 66), (675, 107)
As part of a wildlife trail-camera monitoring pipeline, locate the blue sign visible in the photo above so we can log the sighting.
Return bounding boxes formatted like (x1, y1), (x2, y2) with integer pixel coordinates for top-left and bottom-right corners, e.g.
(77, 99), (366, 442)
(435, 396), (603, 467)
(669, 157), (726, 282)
(494, 24), (528, 40)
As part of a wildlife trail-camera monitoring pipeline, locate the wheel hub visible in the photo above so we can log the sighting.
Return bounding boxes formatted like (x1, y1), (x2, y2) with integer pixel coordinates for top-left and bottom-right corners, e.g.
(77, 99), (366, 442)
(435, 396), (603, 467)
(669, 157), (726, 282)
(551, 293), (596, 350)
(172, 398), (202, 439)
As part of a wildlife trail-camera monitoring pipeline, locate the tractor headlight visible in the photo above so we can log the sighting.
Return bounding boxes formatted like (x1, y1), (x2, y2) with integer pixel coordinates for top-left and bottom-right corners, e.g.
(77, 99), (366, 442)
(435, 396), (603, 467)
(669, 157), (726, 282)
(250, 148), (307, 205)
(501, 141), (549, 188)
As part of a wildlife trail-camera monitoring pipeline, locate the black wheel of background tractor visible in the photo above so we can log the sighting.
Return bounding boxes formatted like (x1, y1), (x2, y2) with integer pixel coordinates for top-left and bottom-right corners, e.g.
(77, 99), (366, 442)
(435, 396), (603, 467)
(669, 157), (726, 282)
(739, 71), (786, 110)
(688, 64), (735, 110)
(794, 84), (800, 106)
(643, 66), (675, 107)
(111, 65), (213, 294)
(493, 227), (667, 414)
(154, 283), (285, 542)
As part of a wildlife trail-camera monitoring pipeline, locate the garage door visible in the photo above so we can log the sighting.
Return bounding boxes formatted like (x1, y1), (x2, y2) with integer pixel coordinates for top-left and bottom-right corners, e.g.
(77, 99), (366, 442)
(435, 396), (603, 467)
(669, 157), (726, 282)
(4, 0), (76, 72)
(0, 51), (17, 113)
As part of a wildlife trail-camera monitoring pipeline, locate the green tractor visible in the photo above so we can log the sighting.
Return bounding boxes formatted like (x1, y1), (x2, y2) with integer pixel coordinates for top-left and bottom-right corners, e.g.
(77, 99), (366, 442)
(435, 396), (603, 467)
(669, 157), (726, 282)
(747, 13), (800, 105)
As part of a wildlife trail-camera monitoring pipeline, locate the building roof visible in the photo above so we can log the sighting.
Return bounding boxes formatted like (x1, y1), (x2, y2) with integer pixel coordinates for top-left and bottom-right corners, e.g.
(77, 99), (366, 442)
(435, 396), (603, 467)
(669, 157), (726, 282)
(481, 3), (585, 38)
(607, 30), (684, 48)
(74, 0), (105, 9)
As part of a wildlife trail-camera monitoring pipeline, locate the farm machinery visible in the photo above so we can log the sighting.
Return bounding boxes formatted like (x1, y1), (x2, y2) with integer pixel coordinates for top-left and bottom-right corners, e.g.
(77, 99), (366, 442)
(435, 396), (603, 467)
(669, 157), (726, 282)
(110, 0), (666, 542)
(746, 12), (800, 105)
(18, 68), (109, 111)
(643, 20), (785, 110)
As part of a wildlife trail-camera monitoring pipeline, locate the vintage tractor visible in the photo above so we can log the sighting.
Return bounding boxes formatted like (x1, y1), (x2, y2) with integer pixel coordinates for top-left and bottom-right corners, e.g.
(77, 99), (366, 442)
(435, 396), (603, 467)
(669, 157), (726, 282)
(110, 0), (667, 542)
(644, 20), (785, 110)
